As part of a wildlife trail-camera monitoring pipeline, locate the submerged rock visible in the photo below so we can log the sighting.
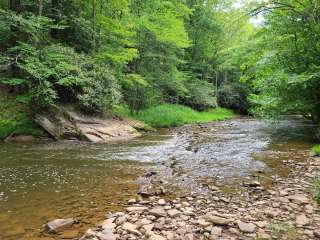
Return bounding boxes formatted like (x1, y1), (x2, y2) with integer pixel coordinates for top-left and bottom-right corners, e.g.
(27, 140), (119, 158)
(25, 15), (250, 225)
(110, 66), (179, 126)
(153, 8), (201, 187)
(5, 134), (38, 143)
(45, 218), (75, 233)
(59, 229), (79, 239)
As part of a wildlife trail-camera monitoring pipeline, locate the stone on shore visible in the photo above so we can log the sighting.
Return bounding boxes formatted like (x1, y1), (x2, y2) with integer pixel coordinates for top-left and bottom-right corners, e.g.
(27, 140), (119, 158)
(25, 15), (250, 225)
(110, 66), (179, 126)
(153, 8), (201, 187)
(296, 214), (310, 226)
(96, 230), (117, 240)
(287, 194), (309, 204)
(149, 207), (167, 217)
(237, 221), (256, 233)
(126, 206), (148, 212)
(149, 234), (166, 240)
(158, 199), (166, 205)
(211, 226), (222, 236)
(122, 222), (141, 236)
(167, 209), (181, 217)
(204, 214), (232, 225)
(128, 198), (137, 204)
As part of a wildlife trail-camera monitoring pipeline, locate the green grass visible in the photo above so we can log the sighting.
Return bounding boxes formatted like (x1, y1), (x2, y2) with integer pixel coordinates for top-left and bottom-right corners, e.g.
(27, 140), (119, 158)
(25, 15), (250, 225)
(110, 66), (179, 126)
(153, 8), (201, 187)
(266, 222), (297, 240)
(133, 104), (234, 128)
(312, 145), (320, 156)
(112, 104), (132, 118)
(0, 94), (43, 140)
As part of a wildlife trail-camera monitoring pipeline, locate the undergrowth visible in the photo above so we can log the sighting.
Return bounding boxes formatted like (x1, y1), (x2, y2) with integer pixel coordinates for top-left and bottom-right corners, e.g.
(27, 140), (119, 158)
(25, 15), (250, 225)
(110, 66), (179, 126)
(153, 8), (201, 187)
(0, 94), (42, 139)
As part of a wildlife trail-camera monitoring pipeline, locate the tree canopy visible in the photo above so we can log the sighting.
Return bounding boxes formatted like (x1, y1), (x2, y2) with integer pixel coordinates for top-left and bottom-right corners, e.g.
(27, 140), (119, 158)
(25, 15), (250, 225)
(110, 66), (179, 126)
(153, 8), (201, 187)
(1, 0), (320, 135)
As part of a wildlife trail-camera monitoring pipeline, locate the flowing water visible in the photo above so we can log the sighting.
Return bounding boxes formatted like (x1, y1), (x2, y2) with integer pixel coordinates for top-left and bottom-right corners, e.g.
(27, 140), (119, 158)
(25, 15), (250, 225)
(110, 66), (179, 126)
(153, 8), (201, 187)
(0, 117), (316, 239)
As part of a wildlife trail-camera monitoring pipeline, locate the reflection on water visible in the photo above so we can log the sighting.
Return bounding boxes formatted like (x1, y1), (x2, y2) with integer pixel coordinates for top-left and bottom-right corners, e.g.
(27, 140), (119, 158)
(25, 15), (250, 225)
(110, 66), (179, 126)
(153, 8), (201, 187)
(0, 118), (316, 239)
(0, 132), (172, 240)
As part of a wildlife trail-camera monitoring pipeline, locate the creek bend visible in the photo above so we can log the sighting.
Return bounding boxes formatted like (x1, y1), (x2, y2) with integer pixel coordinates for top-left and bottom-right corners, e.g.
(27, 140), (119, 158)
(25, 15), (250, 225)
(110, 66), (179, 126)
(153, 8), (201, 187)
(0, 117), (315, 239)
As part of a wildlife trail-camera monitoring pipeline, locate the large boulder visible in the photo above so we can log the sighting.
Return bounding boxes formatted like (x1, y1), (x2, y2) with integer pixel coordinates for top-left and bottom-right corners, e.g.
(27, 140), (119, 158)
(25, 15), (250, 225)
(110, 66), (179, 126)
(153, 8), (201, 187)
(34, 107), (81, 140)
(68, 111), (141, 142)
(34, 106), (143, 142)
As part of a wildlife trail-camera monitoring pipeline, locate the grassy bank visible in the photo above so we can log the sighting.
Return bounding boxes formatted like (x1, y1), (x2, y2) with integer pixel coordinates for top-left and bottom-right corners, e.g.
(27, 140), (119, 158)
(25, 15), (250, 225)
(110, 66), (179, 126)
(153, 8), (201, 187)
(0, 94), (42, 140)
(0, 100), (233, 140)
(132, 104), (234, 128)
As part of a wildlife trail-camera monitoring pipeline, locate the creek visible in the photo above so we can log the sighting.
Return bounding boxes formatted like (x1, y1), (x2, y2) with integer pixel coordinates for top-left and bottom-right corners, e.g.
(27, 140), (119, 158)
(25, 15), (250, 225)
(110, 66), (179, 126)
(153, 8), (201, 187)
(0, 117), (315, 239)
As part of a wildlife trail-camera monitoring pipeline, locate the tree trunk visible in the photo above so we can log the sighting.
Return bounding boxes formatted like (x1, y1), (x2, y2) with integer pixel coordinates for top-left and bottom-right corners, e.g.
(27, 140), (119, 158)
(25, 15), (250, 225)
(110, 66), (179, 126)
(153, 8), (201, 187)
(39, 0), (44, 16)
(51, 0), (59, 38)
(8, 0), (21, 80)
(92, 0), (96, 51)
(215, 71), (219, 107)
(9, 0), (20, 12)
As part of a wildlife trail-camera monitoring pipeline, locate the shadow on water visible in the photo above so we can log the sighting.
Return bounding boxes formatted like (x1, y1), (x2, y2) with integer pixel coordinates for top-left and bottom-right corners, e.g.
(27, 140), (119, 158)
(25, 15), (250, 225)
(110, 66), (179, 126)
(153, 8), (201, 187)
(0, 117), (316, 239)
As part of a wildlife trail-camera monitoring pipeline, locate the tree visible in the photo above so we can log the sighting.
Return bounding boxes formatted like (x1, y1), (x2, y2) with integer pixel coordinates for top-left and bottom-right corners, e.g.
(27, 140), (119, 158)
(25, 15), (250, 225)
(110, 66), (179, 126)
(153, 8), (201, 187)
(242, 0), (320, 124)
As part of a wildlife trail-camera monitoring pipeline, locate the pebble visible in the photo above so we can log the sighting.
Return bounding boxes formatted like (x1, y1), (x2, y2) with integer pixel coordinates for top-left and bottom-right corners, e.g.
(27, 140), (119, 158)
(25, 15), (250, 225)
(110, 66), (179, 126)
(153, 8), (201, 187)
(211, 226), (222, 236)
(122, 222), (141, 236)
(126, 206), (148, 212)
(205, 214), (232, 225)
(149, 207), (167, 217)
(128, 199), (137, 204)
(237, 221), (256, 233)
(167, 209), (181, 217)
(158, 199), (166, 205)
(296, 214), (310, 226)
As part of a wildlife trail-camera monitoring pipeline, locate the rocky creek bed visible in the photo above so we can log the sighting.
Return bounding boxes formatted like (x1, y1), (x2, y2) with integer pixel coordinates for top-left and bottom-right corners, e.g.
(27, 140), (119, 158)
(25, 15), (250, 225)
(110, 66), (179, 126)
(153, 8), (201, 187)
(76, 154), (320, 240)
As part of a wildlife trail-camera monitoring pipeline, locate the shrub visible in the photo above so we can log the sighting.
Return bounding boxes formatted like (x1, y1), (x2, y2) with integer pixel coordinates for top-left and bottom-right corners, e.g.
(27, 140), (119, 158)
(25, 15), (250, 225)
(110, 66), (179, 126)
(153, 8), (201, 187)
(218, 82), (251, 113)
(2, 43), (120, 113)
(0, 94), (42, 139)
(183, 78), (217, 111)
(77, 65), (121, 113)
(312, 145), (320, 156)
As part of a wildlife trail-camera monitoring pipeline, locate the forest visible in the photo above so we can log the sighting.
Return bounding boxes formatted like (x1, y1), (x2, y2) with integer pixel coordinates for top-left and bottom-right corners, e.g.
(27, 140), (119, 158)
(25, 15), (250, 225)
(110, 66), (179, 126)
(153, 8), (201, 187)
(0, 0), (320, 137)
